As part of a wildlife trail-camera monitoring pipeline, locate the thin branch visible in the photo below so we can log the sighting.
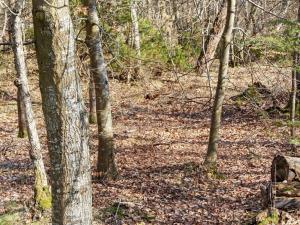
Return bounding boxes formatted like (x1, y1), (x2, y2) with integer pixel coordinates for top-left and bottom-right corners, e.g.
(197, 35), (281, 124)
(246, 0), (289, 21)
(0, 0), (18, 15)
(0, 40), (35, 46)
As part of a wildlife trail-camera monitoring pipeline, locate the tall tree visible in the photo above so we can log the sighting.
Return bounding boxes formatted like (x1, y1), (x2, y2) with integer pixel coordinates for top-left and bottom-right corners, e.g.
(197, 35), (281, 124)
(32, 0), (92, 224)
(290, 0), (300, 150)
(204, 0), (236, 170)
(85, 0), (117, 179)
(130, 0), (141, 77)
(9, 0), (50, 209)
(197, 0), (227, 74)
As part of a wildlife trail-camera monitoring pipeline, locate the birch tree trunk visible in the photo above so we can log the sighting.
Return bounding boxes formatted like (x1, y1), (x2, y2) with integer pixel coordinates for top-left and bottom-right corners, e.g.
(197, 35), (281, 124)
(204, 0), (236, 170)
(197, 0), (227, 75)
(131, 0), (141, 77)
(85, 0), (117, 179)
(32, 0), (92, 224)
(9, 0), (50, 209)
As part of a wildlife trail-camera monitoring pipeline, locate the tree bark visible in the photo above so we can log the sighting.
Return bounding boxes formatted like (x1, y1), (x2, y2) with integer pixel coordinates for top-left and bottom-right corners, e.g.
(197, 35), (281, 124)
(9, 0), (50, 210)
(130, 0), (141, 78)
(0, 8), (8, 51)
(32, 0), (92, 224)
(85, 0), (117, 179)
(290, 1), (300, 151)
(89, 75), (97, 124)
(197, 0), (227, 74)
(16, 87), (26, 138)
(275, 0), (290, 31)
(204, 0), (236, 170)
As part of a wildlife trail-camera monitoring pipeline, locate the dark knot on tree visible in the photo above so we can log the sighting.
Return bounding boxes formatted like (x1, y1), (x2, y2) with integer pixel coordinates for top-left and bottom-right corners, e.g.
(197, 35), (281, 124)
(14, 79), (22, 87)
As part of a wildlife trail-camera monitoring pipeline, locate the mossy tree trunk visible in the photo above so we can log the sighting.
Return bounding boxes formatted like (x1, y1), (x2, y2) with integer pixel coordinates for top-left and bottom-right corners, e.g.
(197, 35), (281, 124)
(32, 0), (92, 224)
(197, 0), (227, 74)
(85, 0), (117, 179)
(204, 0), (236, 170)
(9, 0), (50, 210)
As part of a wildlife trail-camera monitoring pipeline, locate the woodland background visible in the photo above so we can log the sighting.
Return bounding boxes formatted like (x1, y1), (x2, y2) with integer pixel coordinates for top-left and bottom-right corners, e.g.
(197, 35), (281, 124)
(0, 0), (300, 224)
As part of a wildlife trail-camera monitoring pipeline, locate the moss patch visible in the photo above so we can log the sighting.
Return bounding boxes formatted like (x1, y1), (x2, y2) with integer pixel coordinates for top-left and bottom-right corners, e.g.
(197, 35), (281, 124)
(0, 213), (20, 225)
(256, 209), (279, 225)
(34, 168), (51, 210)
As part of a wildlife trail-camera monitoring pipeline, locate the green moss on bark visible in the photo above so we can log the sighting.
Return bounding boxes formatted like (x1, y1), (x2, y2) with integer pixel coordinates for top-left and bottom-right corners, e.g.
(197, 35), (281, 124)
(34, 168), (51, 210)
(89, 114), (97, 124)
(17, 130), (27, 138)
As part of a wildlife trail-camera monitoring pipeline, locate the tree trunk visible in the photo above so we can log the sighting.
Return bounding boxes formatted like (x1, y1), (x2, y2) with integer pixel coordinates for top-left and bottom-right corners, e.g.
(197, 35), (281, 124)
(291, 57), (297, 146)
(32, 0), (92, 224)
(276, 0), (290, 31)
(271, 155), (300, 182)
(85, 0), (117, 179)
(0, 8), (8, 51)
(290, 1), (300, 151)
(197, 0), (227, 74)
(10, 0), (51, 210)
(130, 0), (141, 78)
(16, 87), (26, 138)
(89, 75), (97, 124)
(204, 0), (236, 170)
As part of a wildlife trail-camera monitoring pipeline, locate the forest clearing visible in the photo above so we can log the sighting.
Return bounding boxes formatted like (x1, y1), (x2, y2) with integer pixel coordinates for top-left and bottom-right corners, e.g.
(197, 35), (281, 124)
(0, 0), (300, 224)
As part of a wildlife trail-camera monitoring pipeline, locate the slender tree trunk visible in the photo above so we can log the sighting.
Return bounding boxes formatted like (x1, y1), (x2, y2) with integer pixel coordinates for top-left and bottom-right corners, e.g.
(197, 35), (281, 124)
(10, 0), (50, 209)
(290, 0), (300, 151)
(276, 0), (290, 31)
(32, 0), (92, 224)
(16, 88), (26, 137)
(89, 75), (97, 124)
(85, 0), (117, 179)
(204, 0), (236, 170)
(296, 0), (300, 103)
(130, 0), (141, 77)
(291, 63), (297, 148)
(0, 8), (7, 46)
(197, 0), (227, 74)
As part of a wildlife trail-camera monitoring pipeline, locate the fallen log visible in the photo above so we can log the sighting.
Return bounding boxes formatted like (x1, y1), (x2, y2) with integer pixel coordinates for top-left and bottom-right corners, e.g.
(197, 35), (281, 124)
(261, 182), (300, 211)
(274, 197), (300, 211)
(271, 155), (300, 182)
(274, 182), (300, 197)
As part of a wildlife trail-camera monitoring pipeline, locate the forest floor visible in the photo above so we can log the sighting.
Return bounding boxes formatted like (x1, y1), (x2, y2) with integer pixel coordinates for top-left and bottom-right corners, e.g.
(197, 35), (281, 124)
(0, 57), (298, 224)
